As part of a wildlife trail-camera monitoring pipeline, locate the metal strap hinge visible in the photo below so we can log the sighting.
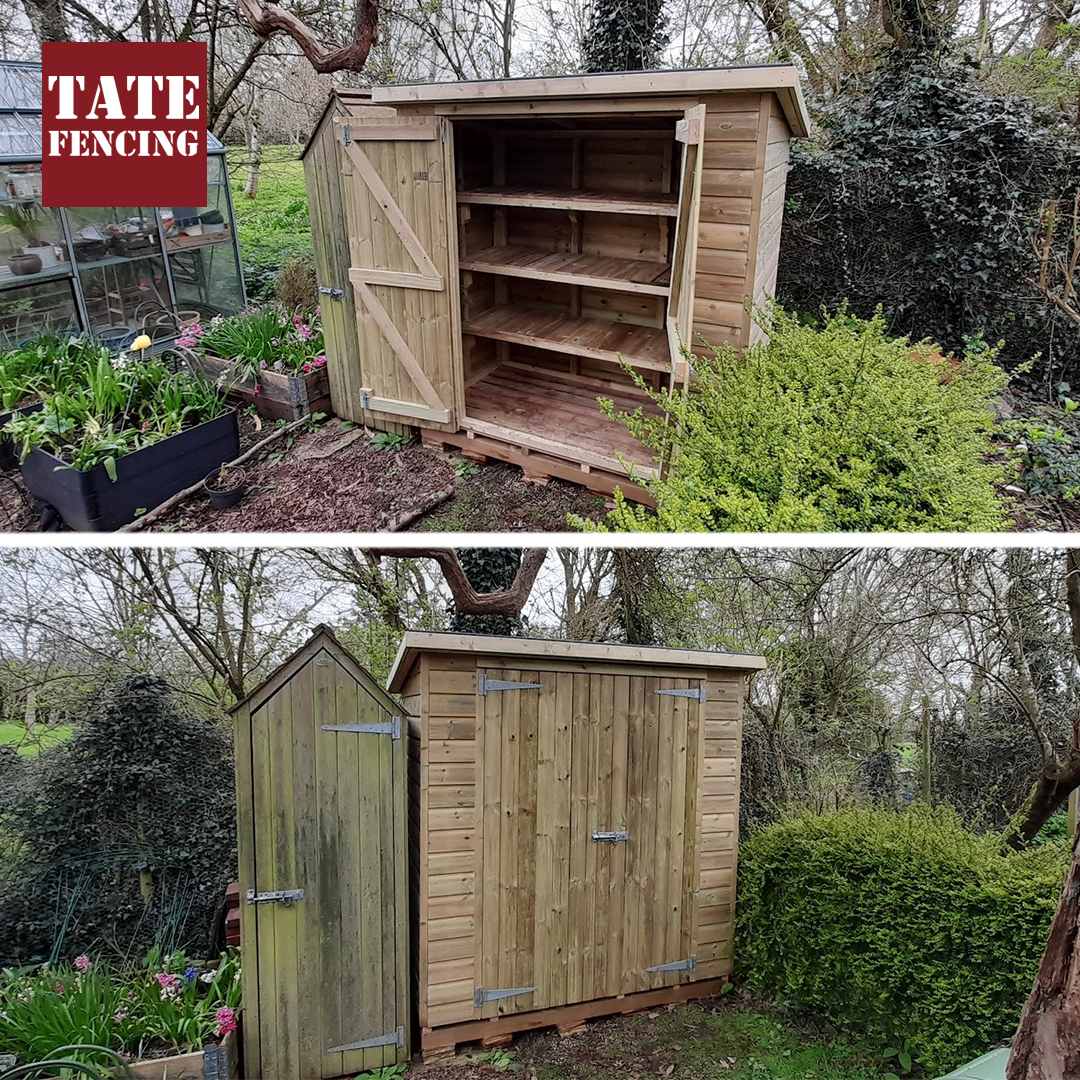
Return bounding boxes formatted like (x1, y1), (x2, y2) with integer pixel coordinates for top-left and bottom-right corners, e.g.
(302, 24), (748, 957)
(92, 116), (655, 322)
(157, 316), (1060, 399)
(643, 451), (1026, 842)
(322, 715), (403, 740)
(246, 889), (304, 907)
(341, 124), (350, 146)
(654, 685), (707, 703)
(328, 1026), (404, 1053)
(474, 986), (536, 1007)
(592, 830), (630, 844)
(318, 285), (344, 299)
(478, 676), (542, 696)
(646, 955), (696, 974)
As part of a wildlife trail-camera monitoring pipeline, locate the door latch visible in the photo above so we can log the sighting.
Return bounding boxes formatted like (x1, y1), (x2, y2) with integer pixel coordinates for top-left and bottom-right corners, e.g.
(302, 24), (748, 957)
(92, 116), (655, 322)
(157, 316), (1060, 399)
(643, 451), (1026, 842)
(318, 286), (344, 299)
(592, 830), (630, 843)
(246, 889), (304, 907)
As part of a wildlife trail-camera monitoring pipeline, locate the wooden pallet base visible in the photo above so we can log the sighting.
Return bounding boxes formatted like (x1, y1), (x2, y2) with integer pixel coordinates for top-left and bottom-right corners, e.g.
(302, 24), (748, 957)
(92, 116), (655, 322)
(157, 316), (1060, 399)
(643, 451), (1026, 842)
(421, 427), (655, 505)
(420, 978), (725, 1055)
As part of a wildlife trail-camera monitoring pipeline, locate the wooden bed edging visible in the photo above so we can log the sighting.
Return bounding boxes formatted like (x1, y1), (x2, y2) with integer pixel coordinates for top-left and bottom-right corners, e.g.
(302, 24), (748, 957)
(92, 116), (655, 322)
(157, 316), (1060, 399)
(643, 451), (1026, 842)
(420, 977), (727, 1054)
(126, 1027), (239, 1080)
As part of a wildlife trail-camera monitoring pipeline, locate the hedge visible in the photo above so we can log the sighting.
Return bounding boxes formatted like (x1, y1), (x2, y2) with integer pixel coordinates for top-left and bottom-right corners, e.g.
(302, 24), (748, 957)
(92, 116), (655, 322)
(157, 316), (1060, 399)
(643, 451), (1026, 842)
(735, 807), (1068, 1073)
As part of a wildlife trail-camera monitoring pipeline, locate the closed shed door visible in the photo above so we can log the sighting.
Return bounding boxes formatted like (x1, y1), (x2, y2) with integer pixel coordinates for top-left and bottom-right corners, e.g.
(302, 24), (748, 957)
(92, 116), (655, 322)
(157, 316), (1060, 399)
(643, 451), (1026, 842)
(475, 668), (702, 1019)
(243, 651), (405, 1078)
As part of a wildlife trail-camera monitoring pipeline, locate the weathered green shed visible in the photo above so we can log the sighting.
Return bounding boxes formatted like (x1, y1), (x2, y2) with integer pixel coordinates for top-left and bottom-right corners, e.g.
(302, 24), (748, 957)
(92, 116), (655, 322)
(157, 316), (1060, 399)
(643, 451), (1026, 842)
(232, 625), (409, 1079)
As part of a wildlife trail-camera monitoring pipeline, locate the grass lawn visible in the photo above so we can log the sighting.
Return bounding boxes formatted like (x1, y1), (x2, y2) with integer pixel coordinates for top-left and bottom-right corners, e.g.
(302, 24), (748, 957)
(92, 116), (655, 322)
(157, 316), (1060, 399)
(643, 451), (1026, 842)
(431, 1000), (886, 1080)
(0, 721), (73, 756)
(227, 144), (314, 298)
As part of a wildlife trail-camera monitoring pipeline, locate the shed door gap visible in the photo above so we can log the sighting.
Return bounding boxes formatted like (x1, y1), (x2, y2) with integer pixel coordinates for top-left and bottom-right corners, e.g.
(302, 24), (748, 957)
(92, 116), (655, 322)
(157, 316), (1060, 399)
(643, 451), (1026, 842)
(453, 113), (682, 481)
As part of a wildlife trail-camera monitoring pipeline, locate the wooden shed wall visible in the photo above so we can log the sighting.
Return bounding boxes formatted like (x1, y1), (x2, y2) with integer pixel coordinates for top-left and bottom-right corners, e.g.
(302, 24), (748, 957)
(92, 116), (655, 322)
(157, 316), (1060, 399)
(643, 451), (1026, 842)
(405, 650), (746, 1043)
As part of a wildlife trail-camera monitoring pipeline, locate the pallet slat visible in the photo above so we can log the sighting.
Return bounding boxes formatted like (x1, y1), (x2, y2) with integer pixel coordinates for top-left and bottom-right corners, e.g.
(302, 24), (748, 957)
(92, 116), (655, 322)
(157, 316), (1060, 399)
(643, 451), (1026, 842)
(458, 186), (679, 216)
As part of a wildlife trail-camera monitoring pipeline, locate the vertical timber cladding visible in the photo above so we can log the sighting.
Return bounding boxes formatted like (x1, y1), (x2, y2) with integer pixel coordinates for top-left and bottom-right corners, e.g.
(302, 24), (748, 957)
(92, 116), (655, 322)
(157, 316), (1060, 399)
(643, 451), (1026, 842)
(234, 627), (410, 1079)
(386, 633), (765, 1048)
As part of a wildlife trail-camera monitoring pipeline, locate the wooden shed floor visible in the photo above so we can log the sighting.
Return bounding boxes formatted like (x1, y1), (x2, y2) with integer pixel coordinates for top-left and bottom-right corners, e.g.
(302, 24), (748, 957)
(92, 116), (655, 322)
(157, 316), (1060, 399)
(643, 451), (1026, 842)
(462, 361), (662, 479)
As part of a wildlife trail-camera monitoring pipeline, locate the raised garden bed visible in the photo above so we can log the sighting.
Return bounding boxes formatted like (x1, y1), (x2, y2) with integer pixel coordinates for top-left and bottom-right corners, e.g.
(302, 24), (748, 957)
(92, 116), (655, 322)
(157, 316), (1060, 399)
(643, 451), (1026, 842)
(0, 401), (41, 471)
(198, 353), (330, 422)
(20, 410), (239, 531)
(127, 1027), (239, 1080)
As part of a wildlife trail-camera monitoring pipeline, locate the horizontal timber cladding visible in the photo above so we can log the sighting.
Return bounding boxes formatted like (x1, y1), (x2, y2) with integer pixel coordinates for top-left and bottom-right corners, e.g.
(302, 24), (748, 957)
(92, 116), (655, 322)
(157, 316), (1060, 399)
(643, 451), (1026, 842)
(388, 633), (762, 1047)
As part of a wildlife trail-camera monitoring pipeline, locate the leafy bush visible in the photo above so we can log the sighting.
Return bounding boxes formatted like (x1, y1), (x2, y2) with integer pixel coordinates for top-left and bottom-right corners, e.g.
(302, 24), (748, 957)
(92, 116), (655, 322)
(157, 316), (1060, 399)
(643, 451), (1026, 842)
(597, 307), (1008, 532)
(736, 807), (1067, 1073)
(778, 51), (1080, 385)
(0, 675), (236, 966)
(0, 949), (241, 1062)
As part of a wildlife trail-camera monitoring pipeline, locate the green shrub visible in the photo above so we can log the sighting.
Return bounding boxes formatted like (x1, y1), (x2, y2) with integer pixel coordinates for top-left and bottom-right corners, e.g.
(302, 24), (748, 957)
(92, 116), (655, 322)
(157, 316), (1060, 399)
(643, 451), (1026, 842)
(735, 807), (1067, 1074)
(596, 306), (1008, 532)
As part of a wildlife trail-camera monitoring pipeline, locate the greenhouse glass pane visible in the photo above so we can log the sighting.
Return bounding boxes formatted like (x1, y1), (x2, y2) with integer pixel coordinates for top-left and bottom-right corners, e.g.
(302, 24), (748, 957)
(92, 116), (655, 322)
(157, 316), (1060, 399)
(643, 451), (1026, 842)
(0, 63), (42, 111)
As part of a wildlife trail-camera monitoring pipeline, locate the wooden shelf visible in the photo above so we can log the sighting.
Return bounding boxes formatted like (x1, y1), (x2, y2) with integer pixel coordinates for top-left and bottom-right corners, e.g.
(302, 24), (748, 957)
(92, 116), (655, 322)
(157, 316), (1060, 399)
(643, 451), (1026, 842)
(463, 304), (670, 372)
(457, 186), (678, 217)
(464, 362), (660, 477)
(459, 245), (670, 296)
(165, 226), (233, 253)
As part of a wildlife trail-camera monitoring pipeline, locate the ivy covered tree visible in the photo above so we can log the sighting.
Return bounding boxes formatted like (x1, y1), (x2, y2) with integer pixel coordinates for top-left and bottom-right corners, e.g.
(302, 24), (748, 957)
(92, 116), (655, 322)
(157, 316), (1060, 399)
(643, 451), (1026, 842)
(0, 675), (235, 965)
(581, 0), (669, 73)
(778, 0), (1080, 386)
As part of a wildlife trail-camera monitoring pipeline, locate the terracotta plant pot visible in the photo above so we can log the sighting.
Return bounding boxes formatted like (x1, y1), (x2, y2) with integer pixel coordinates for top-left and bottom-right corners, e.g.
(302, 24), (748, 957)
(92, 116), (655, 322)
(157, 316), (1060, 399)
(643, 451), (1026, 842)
(9, 251), (41, 275)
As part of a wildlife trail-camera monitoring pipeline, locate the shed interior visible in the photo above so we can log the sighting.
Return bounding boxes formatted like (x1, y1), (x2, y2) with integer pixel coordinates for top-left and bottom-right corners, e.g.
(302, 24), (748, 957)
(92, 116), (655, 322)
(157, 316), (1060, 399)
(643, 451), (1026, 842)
(453, 114), (685, 479)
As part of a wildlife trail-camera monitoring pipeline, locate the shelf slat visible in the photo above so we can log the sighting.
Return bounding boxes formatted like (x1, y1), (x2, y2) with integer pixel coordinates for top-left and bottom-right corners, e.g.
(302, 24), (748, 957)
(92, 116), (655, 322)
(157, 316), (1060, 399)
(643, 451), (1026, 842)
(457, 186), (678, 217)
(459, 245), (670, 296)
(463, 304), (670, 372)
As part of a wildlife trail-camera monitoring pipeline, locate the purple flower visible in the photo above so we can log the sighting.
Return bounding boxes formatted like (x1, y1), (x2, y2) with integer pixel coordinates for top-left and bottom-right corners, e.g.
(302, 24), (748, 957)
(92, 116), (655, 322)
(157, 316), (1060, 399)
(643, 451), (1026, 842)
(259, 360), (267, 369)
(271, 338), (280, 347)
(184, 966), (198, 981)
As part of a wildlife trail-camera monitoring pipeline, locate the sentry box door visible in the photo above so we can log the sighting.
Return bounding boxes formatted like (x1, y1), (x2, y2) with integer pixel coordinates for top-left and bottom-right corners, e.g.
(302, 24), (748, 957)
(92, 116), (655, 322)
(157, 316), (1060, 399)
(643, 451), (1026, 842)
(234, 628), (409, 1079)
(473, 667), (703, 1019)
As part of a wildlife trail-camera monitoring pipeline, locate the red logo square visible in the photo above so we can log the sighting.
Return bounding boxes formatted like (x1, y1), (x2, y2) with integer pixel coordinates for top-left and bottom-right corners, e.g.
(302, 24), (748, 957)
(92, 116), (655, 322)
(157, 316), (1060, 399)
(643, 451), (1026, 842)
(41, 42), (207, 208)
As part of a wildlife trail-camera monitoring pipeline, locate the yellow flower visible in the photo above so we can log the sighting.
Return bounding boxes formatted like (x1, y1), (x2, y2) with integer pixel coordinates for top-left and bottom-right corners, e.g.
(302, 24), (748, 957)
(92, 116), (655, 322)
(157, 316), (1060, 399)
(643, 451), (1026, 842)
(131, 334), (152, 351)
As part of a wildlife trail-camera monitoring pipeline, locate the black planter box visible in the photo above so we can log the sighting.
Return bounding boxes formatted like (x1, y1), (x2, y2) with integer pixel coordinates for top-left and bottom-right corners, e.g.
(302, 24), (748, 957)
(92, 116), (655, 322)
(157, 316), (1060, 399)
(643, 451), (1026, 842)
(0, 400), (43, 471)
(20, 409), (239, 531)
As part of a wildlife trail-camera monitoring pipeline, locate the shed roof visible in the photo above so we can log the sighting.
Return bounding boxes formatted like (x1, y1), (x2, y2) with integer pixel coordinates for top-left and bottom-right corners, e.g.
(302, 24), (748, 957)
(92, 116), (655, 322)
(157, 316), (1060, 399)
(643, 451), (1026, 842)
(0, 60), (226, 164)
(232, 624), (401, 715)
(371, 65), (810, 138)
(388, 631), (766, 692)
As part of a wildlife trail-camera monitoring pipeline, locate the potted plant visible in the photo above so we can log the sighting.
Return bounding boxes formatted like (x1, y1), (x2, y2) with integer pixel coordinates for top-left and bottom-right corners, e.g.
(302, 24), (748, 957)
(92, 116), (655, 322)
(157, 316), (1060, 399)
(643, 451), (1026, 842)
(3, 339), (238, 530)
(0, 205), (57, 273)
(203, 462), (247, 510)
(182, 304), (332, 421)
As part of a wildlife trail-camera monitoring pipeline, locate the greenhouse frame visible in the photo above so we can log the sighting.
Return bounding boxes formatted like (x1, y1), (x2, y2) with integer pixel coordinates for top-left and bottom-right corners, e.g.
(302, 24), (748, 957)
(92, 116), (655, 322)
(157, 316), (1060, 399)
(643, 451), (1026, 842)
(0, 59), (246, 348)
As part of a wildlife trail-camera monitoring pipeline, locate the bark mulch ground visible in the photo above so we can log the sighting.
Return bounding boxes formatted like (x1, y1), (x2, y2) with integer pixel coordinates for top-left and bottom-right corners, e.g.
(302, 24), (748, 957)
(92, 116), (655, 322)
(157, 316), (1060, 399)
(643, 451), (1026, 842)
(0, 414), (609, 532)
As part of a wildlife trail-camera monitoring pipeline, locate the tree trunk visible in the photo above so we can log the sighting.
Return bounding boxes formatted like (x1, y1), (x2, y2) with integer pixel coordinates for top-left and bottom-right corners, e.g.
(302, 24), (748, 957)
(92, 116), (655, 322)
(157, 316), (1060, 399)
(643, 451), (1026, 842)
(1008, 756), (1080, 848)
(920, 694), (932, 803)
(244, 109), (261, 200)
(1006, 829), (1080, 1079)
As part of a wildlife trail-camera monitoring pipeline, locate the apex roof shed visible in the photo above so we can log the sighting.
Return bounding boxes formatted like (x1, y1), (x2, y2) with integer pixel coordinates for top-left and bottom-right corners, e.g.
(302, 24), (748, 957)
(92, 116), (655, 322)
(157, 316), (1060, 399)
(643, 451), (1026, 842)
(388, 632), (766, 1058)
(303, 66), (809, 500)
(233, 627), (410, 1080)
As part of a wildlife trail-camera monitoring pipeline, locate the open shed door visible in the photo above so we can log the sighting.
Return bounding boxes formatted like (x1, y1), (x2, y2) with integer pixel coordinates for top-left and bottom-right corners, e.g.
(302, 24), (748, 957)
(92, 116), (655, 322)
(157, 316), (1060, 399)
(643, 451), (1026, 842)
(667, 105), (706, 384)
(339, 116), (457, 427)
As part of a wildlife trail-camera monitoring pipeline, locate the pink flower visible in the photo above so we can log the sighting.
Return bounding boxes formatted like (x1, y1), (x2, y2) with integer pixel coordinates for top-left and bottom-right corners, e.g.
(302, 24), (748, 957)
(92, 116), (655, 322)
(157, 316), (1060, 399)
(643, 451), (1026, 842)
(253, 384), (261, 396)
(155, 972), (182, 998)
(301, 362), (312, 374)
(214, 1006), (238, 1037)
(293, 314), (302, 326)
(74, 955), (91, 973)
(259, 360), (267, 369)
(271, 337), (280, 347)
(55, 982), (64, 994)
(121, 1054), (131, 1063)
(113, 1008), (128, 1023)
(314, 356), (326, 368)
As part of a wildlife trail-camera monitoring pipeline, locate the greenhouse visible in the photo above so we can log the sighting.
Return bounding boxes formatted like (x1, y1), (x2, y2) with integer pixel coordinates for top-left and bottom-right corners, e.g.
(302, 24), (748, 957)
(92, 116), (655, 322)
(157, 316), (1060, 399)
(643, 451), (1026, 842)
(0, 59), (245, 348)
